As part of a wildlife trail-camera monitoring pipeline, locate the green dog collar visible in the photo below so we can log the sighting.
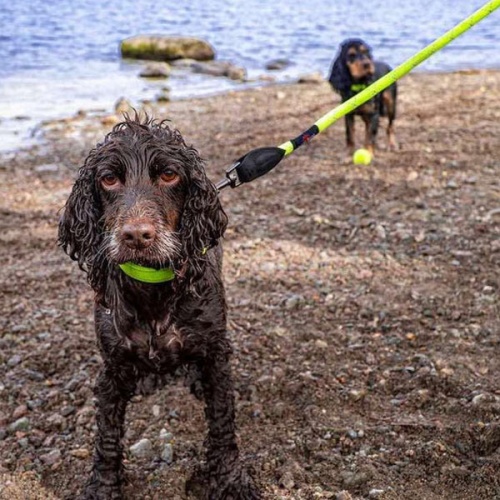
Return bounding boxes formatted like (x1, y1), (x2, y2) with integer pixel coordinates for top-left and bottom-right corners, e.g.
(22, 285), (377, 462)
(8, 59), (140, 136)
(118, 262), (175, 284)
(350, 83), (369, 93)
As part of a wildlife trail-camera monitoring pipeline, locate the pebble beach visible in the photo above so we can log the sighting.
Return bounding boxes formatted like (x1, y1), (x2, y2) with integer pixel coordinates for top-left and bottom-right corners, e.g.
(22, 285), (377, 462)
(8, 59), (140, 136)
(0, 68), (500, 499)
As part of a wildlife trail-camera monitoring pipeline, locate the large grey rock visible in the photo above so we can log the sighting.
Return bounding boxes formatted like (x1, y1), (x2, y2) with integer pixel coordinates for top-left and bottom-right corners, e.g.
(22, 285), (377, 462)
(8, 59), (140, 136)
(121, 36), (215, 61)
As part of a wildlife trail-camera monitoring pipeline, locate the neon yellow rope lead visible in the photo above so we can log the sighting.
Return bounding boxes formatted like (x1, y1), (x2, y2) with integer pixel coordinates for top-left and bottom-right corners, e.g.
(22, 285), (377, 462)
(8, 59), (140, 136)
(279, 0), (500, 156)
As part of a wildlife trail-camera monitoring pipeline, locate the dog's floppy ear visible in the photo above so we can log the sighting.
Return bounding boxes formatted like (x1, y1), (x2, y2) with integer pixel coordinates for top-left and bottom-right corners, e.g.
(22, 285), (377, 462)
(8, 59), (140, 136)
(178, 150), (228, 289)
(328, 42), (352, 93)
(58, 152), (104, 288)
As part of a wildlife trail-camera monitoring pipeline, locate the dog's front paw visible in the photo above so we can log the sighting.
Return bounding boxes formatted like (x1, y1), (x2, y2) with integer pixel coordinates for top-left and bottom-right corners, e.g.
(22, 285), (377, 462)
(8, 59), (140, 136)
(80, 481), (123, 500)
(185, 464), (208, 498)
(213, 467), (261, 500)
(186, 464), (261, 500)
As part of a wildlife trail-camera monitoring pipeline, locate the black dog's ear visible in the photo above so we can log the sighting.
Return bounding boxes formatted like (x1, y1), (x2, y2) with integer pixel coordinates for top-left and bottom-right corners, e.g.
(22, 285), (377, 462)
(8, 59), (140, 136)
(328, 44), (351, 93)
(58, 154), (104, 286)
(178, 152), (228, 290)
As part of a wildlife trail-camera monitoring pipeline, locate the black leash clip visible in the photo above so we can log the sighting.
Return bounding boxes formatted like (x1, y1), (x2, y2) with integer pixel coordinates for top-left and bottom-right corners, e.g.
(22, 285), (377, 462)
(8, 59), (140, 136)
(215, 147), (286, 192)
(215, 161), (242, 191)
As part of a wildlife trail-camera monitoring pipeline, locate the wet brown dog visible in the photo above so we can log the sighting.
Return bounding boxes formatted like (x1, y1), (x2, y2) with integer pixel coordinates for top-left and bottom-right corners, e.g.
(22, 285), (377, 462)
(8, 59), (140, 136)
(58, 116), (260, 499)
(328, 38), (398, 155)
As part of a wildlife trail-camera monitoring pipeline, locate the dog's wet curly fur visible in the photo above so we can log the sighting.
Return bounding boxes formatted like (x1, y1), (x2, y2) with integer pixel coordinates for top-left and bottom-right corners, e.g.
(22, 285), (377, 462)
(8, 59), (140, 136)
(58, 116), (260, 499)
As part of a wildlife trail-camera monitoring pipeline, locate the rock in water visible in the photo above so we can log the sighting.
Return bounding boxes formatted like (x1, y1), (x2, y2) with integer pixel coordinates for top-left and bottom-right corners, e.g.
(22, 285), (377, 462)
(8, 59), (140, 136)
(121, 36), (215, 61)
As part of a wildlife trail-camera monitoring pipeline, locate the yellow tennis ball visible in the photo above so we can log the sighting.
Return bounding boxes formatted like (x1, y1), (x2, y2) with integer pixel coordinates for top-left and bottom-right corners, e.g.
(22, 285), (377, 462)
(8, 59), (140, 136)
(353, 148), (372, 165)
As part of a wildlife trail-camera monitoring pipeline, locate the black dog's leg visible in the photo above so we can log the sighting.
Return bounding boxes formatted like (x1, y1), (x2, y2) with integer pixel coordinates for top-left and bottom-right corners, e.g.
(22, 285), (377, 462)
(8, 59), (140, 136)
(191, 342), (260, 499)
(382, 89), (398, 150)
(82, 367), (136, 500)
(345, 113), (355, 152)
(363, 112), (379, 154)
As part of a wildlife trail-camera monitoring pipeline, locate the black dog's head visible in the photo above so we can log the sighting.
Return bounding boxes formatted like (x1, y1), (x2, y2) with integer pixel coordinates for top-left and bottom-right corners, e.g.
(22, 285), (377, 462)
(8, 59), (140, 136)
(328, 38), (375, 93)
(58, 115), (227, 294)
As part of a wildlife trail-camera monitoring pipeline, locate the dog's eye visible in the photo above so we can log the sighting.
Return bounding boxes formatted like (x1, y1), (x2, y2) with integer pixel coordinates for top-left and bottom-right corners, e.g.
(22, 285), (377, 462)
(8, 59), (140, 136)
(101, 174), (120, 189)
(159, 170), (179, 184)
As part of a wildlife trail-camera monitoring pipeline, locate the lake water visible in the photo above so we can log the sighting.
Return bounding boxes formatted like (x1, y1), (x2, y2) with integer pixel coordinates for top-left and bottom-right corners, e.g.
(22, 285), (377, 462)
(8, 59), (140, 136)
(1, 0), (499, 152)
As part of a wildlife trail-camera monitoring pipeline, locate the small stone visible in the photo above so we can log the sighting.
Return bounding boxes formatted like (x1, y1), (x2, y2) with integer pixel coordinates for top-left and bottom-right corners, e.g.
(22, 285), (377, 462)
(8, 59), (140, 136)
(115, 97), (133, 115)
(18, 437), (29, 448)
(139, 62), (171, 79)
(284, 294), (303, 309)
(341, 470), (370, 488)
(407, 171), (419, 181)
(375, 224), (386, 240)
(129, 438), (154, 459)
(472, 393), (497, 406)
(297, 72), (324, 84)
(280, 471), (295, 489)
(161, 443), (173, 464)
(7, 355), (22, 367)
(227, 66), (246, 81)
(9, 417), (30, 432)
(152, 405), (161, 418)
(60, 405), (76, 417)
(35, 163), (59, 174)
(159, 429), (173, 442)
(65, 378), (81, 391)
(369, 489), (385, 498)
(70, 448), (90, 459)
(46, 413), (65, 429)
(315, 339), (328, 349)
(348, 389), (366, 402)
(12, 324), (28, 333)
(25, 370), (45, 381)
(336, 491), (354, 500)
(76, 406), (94, 425)
(156, 90), (171, 102)
(266, 58), (291, 71)
(347, 429), (358, 439)
(12, 405), (28, 419)
(40, 448), (62, 465)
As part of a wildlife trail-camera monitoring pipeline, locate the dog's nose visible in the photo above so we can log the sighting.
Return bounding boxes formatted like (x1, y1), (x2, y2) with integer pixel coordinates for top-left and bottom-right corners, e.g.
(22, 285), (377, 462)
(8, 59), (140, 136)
(363, 62), (371, 70)
(121, 221), (156, 249)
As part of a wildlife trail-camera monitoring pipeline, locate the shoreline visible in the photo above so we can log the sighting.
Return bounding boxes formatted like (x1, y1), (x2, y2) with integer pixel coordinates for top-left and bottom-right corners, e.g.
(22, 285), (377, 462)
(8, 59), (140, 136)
(2, 66), (499, 158)
(1, 69), (500, 499)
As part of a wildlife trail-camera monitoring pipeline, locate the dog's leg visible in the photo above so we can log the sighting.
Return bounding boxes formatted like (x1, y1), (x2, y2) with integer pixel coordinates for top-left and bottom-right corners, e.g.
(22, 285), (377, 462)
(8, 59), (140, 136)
(188, 343), (260, 499)
(82, 367), (136, 500)
(387, 119), (397, 151)
(383, 89), (398, 150)
(345, 114), (355, 153)
(362, 113), (379, 155)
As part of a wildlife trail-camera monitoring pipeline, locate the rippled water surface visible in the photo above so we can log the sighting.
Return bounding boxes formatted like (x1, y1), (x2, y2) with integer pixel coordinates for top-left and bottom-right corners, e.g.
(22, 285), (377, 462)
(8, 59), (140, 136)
(1, 0), (499, 151)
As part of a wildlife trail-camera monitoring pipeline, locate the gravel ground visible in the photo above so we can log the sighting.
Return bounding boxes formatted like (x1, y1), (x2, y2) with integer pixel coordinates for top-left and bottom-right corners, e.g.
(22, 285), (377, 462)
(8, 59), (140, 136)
(0, 70), (499, 499)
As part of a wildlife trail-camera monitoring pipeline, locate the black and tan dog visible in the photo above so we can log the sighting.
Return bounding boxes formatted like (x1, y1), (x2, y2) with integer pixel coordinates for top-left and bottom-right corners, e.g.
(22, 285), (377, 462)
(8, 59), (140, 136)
(328, 38), (397, 155)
